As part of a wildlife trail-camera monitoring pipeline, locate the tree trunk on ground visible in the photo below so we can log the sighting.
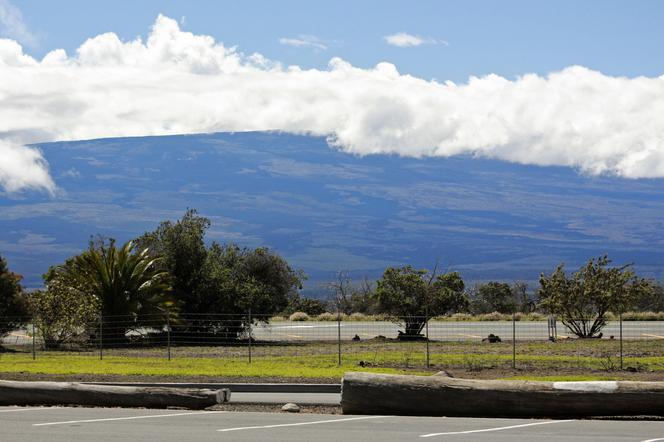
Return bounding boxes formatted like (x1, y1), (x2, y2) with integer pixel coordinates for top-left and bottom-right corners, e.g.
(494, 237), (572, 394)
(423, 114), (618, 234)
(0, 380), (230, 409)
(341, 372), (664, 417)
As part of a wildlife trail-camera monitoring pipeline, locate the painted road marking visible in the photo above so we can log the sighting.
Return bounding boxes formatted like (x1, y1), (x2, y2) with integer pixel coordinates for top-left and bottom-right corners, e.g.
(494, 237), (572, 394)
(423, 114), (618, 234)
(419, 419), (574, 437)
(217, 415), (384, 432)
(642, 438), (664, 442)
(33, 410), (226, 426)
(642, 334), (664, 339)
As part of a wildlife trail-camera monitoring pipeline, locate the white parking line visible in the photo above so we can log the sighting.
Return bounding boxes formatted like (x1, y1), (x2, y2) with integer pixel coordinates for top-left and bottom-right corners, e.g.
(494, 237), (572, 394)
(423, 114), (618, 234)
(33, 410), (227, 426)
(419, 419), (574, 437)
(217, 415), (384, 432)
(642, 438), (664, 442)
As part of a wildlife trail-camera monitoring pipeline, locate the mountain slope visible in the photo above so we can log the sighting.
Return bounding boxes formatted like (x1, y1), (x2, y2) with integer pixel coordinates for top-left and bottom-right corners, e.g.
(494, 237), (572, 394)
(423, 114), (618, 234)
(1, 131), (663, 292)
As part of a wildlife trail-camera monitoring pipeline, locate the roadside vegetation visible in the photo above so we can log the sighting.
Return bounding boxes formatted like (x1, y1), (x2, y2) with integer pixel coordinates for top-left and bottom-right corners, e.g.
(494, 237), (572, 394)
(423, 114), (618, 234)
(2, 208), (664, 384)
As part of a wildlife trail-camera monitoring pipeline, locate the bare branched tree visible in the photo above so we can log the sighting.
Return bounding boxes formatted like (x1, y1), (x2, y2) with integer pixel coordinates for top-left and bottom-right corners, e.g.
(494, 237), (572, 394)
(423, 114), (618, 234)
(326, 270), (353, 314)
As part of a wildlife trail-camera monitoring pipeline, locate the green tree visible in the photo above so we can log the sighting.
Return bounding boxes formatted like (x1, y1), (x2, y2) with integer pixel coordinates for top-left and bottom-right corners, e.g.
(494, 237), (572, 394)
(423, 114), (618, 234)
(635, 283), (664, 312)
(512, 281), (536, 313)
(349, 277), (378, 314)
(135, 210), (305, 340)
(135, 209), (210, 314)
(374, 265), (468, 339)
(59, 239), (172, 345)
(538, 256), (653, 338)
(0, 253), (29, 339)
(29, 264), (99, 349)
(471, 281), (516, 314)
(283, 295), (327, 316)
(192, 243), (305, 339)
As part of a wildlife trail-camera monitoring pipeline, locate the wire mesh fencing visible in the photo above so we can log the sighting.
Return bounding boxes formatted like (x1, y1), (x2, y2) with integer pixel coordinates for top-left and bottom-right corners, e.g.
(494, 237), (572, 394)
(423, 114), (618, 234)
(1, 313), (663, 374)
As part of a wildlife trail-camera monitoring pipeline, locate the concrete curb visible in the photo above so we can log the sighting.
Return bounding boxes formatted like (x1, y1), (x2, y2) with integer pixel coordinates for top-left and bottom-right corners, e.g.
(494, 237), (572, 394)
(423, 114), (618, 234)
(84, 382), (341, 394)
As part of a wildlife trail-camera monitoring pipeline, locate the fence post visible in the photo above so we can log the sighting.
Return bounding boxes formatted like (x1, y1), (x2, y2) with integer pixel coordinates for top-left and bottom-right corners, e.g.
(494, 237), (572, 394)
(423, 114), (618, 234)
(337, 310), (342, 366)
(619, 313), (623, 370)
(166, 314), (171, 361)
(99, 314), (103, 360)
(512, 312), (516, 369)
(32, 322), (36, 360)
(425, 317), (430, 368)
(248, 309), (252, 364)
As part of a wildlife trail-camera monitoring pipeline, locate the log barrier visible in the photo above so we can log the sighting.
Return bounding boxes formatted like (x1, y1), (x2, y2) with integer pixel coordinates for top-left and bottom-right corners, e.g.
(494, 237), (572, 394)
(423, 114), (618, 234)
(341, 372), (664, 417)
(0, 380), (230, 409)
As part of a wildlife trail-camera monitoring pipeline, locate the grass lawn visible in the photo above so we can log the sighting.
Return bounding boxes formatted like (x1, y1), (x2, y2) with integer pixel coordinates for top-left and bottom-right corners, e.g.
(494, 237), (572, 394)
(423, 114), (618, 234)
(1, 339), (663, 380)
(1, 349), (663, 380)
(0, 353), (429, 379)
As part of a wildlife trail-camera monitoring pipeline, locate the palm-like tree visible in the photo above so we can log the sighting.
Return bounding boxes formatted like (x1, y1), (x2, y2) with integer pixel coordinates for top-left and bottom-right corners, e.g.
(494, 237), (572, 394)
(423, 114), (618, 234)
(64, 239), (172, 345)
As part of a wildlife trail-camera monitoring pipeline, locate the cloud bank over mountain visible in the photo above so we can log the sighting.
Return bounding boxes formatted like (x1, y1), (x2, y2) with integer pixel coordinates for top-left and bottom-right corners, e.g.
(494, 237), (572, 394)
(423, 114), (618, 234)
(2, 14), (664, 193)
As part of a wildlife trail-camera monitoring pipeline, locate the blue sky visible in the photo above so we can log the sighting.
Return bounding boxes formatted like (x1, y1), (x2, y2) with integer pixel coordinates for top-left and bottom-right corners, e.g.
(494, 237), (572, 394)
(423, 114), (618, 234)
(10, 0), (664, 82)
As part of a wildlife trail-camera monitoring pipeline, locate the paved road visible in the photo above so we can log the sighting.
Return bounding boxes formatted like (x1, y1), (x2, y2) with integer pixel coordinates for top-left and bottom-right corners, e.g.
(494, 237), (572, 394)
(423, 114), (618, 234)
(1, 406), (662, 441)
(4, 321), (664, 346)
(254, 320), (664, 341)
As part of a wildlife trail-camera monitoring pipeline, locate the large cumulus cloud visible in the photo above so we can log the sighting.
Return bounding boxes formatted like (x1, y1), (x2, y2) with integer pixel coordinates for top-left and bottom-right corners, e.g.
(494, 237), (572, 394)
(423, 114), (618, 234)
(2, 15), (664, 193)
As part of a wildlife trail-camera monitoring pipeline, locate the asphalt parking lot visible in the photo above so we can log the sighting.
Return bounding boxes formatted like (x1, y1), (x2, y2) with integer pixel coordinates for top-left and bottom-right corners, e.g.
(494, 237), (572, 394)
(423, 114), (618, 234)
(1, 406), (663, 441)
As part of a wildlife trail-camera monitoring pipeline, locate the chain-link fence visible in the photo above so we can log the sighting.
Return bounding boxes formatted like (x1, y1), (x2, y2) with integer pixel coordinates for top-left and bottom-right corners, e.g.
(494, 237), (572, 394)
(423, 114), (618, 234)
(1, 313), (663, 373)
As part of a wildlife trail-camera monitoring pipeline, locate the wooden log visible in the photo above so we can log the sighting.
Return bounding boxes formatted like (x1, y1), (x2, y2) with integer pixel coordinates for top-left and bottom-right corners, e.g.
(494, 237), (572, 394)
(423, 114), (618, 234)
(341, 372), (664, 417)
(0, 380), (230, 409)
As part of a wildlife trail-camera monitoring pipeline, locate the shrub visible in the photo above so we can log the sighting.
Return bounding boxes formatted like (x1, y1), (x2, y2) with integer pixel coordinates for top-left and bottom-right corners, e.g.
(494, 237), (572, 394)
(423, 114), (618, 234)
(620, 311), (664, 321)
(315, 312), (336, 321)
(478, 311), (507, 321)
(289, 311), (310, 322)
(29, 284), (98, 350)
(348, 312), (369, 321)
(526, 312), (546, 321)
(449, 313), (473, 321)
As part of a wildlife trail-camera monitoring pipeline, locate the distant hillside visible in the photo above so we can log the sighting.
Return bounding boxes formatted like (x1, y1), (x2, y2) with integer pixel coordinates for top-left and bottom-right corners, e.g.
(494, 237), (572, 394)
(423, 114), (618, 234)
(1, 131), (663, 295)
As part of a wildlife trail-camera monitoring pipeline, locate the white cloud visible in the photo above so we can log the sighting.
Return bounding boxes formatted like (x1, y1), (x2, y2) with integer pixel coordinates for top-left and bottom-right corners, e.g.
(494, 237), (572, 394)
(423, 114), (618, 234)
(0, 0), (36, 46)
(0, 140), (55, 194)
(279, 34), (327, 51)
(2, 15), (664, 194)
(384, 32), (447, 47)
